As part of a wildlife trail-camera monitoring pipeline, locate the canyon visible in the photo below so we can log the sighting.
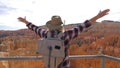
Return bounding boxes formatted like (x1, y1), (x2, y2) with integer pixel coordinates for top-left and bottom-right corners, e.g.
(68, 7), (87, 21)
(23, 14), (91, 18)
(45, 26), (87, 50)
(0, 22), (120, 68)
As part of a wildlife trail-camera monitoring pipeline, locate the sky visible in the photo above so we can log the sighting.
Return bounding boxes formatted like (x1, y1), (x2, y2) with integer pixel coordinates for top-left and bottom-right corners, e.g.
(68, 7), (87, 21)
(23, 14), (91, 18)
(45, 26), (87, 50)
(0, 0), (120, 30)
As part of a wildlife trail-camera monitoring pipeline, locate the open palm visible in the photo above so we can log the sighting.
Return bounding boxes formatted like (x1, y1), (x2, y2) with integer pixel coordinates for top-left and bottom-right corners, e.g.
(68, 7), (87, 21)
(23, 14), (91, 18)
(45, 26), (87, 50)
(97, 9), (110, 18)
(17, 16), (29, 24)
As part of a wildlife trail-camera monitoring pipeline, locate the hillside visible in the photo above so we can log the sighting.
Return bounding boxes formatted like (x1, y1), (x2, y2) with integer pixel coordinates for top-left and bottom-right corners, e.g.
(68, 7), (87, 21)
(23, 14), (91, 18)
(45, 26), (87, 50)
(0, 22), (120, 68)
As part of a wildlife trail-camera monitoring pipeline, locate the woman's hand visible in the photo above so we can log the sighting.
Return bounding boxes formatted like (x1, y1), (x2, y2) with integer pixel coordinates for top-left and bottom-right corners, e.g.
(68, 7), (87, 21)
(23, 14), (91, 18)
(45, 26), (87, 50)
(96, 9), (110, 19)
(17, 16), (29, 24)
(90, 9), (110, 24)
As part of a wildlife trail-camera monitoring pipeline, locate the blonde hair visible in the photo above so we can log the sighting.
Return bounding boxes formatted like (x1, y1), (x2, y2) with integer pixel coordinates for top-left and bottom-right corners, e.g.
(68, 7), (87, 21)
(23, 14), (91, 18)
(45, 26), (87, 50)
(46, 15), (64, 32)
(46, 21), (64, 32)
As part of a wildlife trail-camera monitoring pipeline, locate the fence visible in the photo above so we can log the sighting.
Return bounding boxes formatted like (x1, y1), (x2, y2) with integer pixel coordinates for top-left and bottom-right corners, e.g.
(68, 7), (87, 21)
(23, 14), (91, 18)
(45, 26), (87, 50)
(0, 55), (120, 68)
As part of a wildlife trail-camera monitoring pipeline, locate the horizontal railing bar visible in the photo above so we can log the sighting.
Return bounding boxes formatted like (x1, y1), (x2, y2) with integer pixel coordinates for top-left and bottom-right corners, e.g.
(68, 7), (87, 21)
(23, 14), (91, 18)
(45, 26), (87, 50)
(0, 55), (120, 62)
(69, 55), (104, 59)
(0, 56), (43, 60)
(105, 55), (120, 62)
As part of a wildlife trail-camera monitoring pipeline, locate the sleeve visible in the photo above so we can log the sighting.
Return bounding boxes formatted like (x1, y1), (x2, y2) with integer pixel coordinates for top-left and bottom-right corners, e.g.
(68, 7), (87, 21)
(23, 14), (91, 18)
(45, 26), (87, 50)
(64, 20), (91, 40)
(26, 23), (47, 38)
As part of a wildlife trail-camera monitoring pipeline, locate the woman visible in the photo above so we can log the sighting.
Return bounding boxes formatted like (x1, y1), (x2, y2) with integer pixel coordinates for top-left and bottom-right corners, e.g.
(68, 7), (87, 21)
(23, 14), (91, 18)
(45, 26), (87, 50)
(17, 9), (110, 68)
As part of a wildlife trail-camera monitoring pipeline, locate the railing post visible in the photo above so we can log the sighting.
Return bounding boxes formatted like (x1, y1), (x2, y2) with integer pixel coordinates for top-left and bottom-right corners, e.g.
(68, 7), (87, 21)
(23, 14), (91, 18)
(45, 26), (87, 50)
(102, 56), (106, 68)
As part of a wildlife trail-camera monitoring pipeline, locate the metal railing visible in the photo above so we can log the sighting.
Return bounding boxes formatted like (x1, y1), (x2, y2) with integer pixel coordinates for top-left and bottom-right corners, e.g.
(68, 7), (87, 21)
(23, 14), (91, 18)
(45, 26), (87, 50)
(0, 55), (120, 68)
